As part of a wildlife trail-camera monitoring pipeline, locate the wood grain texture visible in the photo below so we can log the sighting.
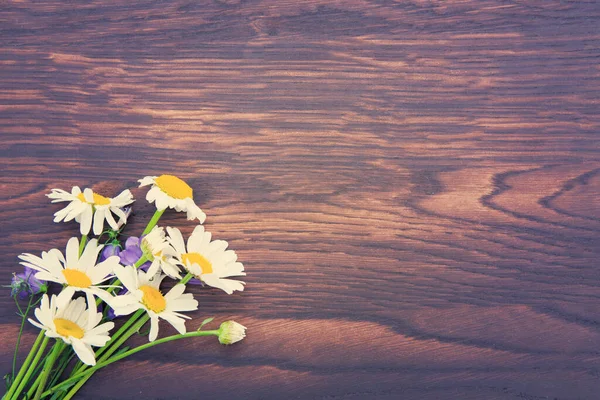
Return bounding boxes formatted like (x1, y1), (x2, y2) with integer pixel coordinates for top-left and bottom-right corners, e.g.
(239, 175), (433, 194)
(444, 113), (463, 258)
(1, 0), (599, 399)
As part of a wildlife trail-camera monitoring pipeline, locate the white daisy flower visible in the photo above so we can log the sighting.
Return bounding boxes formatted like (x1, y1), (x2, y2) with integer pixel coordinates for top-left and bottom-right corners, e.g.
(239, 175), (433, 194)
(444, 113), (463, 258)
(47, 186), (134, 235)
(139, 226), (181, 279)
(18, 237), (120, 311)
(111, 265), (198, 342)
(29, 295), (114, 366)
(138, 175), (206, 223)
(167, 226), (245, 294)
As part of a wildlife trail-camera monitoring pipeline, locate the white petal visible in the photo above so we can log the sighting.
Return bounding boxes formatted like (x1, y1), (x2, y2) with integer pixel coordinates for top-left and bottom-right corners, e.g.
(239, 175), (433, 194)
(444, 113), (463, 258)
(105, 210), (118, 230)
(149, 316), (159, 342)
(86, 321), (114, 338)
(164, 284), (186, 300)
(88, 257), (118, 284)
(154, 191), (169, 211)
(64, 297), (87, 321)
(166, 294), (198, 312)
(89, 288), (115, 317)
(72, 340), (96, 366)
(28, 318), (46, 331)
(78, 239), (102, 272)
(161, 262), (181, 279)
(65, 237), (80, 269)
(34, 271), (61, 283)
(160, 313), (187, 335)
(56, 287), (77, 309)
(185, 199), (206, 223)
(47, 188), (71, 201)
(166, 227), (187, 255)
(84, 291), (97, 323)
(207, 240), (229, 256)
(83, 188), (94, 203)
(79, 206), (93, 235)
(202, 276), (245, 294)
(44, 251), (66, 274)
(146, 187), (161, 207)
(113, 265), (138, 293)
(83, 333), (111, 347)
(113, 302), (142, 316)
(93, 208), (105, 235)
(65, 202), (87, 222)
(110, 189), (133, 207)
(53, 203), (75, 222)
(138, 176), (157, 187)
(146, 259), (160, 278)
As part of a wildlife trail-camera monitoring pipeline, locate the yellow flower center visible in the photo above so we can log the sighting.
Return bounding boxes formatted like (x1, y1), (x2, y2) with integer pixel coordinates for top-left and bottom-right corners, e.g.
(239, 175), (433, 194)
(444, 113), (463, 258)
(139, 285), (167, 313)
(76, 192), (111, 205)
(54, 318), (85, 339)
(182, 252), (213, 274)
(62, 269), (92, 288)
(155, 175), (193, 199)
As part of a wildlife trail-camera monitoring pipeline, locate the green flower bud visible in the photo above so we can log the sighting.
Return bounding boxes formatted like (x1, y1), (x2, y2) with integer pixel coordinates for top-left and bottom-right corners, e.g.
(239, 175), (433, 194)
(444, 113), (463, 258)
(218, 321), (246, 345)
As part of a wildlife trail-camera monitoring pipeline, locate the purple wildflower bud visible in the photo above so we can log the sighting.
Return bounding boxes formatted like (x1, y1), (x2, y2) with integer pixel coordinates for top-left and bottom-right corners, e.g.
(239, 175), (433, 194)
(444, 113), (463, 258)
(119, 236), (151, 271)
(10, 266), (47, 300)
(187, 278), (204, 286)
(99, 244), (121, 262)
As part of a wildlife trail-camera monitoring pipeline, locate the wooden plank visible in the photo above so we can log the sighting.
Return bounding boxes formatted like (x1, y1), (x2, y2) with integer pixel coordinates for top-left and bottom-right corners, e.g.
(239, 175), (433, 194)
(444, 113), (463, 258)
(1, 1), (599, 399)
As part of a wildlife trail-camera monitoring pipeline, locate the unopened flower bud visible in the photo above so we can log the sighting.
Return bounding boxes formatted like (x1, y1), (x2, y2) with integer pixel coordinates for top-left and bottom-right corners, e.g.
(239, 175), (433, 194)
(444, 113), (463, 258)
(10, 267), (47, 300)
(218, 321), (246, 345)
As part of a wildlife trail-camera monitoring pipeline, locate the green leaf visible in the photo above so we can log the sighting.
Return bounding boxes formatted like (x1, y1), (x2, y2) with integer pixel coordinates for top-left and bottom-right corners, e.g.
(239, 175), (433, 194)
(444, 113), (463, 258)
(114, 346), (131, 356)
(198, 317), (214, 330)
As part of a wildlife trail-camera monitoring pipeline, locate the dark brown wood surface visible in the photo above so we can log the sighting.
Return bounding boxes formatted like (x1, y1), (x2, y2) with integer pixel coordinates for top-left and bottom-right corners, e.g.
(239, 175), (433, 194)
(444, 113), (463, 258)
(1, 1), (600, 399)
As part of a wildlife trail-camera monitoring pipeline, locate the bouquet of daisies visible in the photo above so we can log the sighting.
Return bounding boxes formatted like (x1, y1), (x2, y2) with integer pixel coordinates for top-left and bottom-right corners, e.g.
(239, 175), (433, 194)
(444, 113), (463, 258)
(4, 175), (246, 400)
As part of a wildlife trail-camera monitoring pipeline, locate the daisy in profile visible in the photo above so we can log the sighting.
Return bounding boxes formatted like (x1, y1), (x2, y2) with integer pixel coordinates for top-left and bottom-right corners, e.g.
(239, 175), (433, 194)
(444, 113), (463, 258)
(18, 237), (120, 310)
(47, 186), (134, 235)
(111, 265), (198, 342)
(138, 175), (206, 223)
(167, 226), (245, 294)
(139, 226), (181, 279)
(29, 295), (114, 366)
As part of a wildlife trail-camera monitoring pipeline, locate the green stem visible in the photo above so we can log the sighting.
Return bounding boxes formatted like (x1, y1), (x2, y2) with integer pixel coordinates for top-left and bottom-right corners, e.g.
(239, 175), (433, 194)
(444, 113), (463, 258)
(74, 254), (150, 376)
(5, 331), (45, 400)
(6, 335), (49, 400)
(142, 209), (165, 235)
(48, 345), (76, 387)
(78, 235), (88, 256)
(71, 308), (145, 378)
(11, 296), (33, 383)
(24, 372), (42, 400)
(44, 329), (219, 397)
(133, 256), (149, 269)
(33, 342), (62, 400)
(60, 316), (149, 399)
(23, 351), (51, 400)
(180, 272), (194, 285)
(57, 272), (200, 398)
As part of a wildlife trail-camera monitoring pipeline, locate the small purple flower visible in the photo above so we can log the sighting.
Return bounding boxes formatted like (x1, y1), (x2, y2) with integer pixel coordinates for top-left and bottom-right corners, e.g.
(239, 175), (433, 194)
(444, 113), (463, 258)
(99, 243), (121, 262)
(10, 266), (47, 300)
(187, 277), (204, 286)
(119, 236), (151, 271)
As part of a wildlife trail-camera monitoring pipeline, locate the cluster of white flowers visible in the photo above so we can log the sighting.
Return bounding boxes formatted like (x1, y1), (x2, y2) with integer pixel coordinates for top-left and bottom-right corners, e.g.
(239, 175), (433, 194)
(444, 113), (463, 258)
(20, 174), (246, 367)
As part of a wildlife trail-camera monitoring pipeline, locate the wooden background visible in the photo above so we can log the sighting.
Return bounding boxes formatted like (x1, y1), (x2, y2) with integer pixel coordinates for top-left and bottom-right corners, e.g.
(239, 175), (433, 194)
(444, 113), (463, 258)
(1, 1), (599, 399)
